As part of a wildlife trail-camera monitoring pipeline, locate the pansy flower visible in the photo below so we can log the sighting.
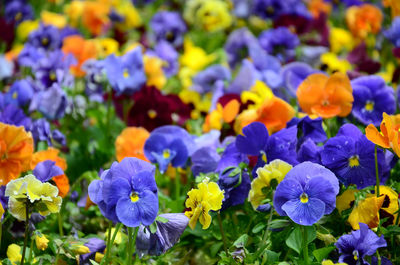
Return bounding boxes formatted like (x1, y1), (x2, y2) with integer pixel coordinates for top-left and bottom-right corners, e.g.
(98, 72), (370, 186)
(365, 112), (400, 158)
(104, 47), (146, 95)
(335, 223), (386, 265)
(144, 125), (195, 173)
(28, 23), (61, 51)
(29, 83), (68, 120)
(4, 80), (34, 107)
(351, 75), (395, 126)
(281, 62), (320, 98)
(258, 27), (300, 62)
(203, 99), (240, 133)
(297, 72), (353, 118)
(150, 11), (186, 48)
(346, 4), (383, 39)
(5, 0), (34, 25)
(321, 124), (388, 189)
(273, 162), (339, 226)
(0, 122), (34, 185)
(115, 127), (150, 162)
(384, 16), (400, 47)
(136, 213), (189, 257)
(89, 157), (158, 227)
(185, 179), (224, 229)
(62, 35), (97, 77)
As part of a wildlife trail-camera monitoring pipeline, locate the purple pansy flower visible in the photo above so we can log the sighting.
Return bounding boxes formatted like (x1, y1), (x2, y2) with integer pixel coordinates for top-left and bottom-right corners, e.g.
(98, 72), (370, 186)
(273, 162), (339, 226)
(28, 23), (61, 51)
(351, 75), (396, 126)
(80, 238), (106, 264)
(30, 118), (52, 146)
(153, 41), (179, 77)
(287, 116), (327, 145)
(104, 47), (146, 95)
(29, 83), (68, 120)
(258, 27), (300, 62)
(5, 0), (34, 24)
(191, 65), (231, 95)
(320, 124), (388, 189)
(335, 223), (387, 265)
(0, 104), (32, 129)
(297, 138), (322, 164)
(384, 17), (400, 48)
(89, 157), (158, 227)
(4, 79), (34, 107)
(136, 213), (189, 258)
(33, 160), (64, 183)
(252, 0), (310, 19)
(150, 11), (186, 48)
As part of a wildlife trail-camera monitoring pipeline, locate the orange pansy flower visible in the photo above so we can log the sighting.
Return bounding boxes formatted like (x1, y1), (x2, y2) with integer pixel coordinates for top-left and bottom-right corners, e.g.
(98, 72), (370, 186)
(235, 96), (295, 134)
(345, 4), (383, 39)
(81, 1), (110, 36)
(0, 122), (34, 185)
(115, 127), (150, 162)
(365, 112), (400, 157)
(31, 147), (69, 197)
(296, 72), (353, 119)
(62, 35), (97, 77)
(203, 99), (240, 133)
(308, 0), (332, 18)
(383, 0), (400, 18)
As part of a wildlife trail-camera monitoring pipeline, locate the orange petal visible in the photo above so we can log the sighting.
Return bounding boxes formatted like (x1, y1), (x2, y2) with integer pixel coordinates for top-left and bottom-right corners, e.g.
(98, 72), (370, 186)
(222, 99), (240, 123)
(365, 124), (390, 148)
(296, 73), (328, 115)
(311, 104), (341, 119)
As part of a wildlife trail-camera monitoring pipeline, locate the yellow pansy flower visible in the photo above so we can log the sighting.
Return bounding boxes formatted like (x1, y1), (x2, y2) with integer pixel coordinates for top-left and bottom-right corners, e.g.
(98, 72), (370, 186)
(114, 0), (142, 30)
(179, 89), (212, 114)
(329, 27), (355, 54)
(203, 99), (240, 132)
(7, 244), (22, 265)
(41, 11), (67, 29)
(322, 260), (347, 265)
(180, 39), (216, 71)
(16, 20), (39, 41)
(241, 80), (274, 109)
(186, 0), (232, 32)
(144, 55), (166, 90)
(64, 0), (84, 28)
(96, 38), (120, 58)
(5, 174), (62, 221)
(249, 159), (292, 209)
(185, 179), (224, 230)
(320, 52), (352, 74)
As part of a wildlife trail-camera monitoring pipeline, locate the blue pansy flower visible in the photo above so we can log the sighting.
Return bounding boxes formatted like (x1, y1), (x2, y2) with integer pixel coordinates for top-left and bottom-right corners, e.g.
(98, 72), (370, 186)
(104, 47), (146, 95)
(33, 160), (64, 183)
(89, 157), (158, 227)
(273, 162), (339, 226)
(4, 79), (34, 107)
(236, 122), (298, 173)
(150, 11), (186, 48)
(5, 0), (34, 24)
(351, 75), (396, 126)
(287, 116), (327, 145)
(28, 23), (61, 51)
(80, 238), (106, 264)
(29, 83), (68, 120)
(191, 65), (231, 95)
(191, 147), (220, 177)
(153, 41), (179, 77)
(320, 124), (388, 189)
(144, 125), (195, 173)
(258, 27), (300, 62)
(0, 104), (32, 129)
(297, 138), (322, 164)
(335, 223), (387, 265)
(136, 213), (189, 258)
(252, 0), (310, 20)
(384, 17), (400, 47)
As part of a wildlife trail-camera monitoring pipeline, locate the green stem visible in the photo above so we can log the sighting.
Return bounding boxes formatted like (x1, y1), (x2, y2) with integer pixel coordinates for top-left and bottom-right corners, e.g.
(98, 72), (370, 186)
(58, 212), (64, 237)
(375, 145), (380, 197)
(21, 200), (30, 265)
(103, 221), (113, 265)
(175, 168), (181, 200)
(111, 223), (123, 245)
(302, 226), (309, 265)
(126, 227), (138, 265)
(28, 236), (34, 263)
(376, 249), (381, 265)
(217, 212), (228, 254)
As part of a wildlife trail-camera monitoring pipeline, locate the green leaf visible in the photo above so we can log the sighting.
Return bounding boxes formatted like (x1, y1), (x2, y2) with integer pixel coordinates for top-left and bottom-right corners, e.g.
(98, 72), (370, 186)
(252, 223), (266, 234)
(313, 246), (335, 262)
(264, 250), (280, 265)
(210, 242), (224, 257)
(269, 219), (291, 230)
(286, 226), (316, 254)
(149, 222), (158, 234)
(155, 216), (169, 223)
(89, 260), (100, 265)
(233, 234), (249, 248)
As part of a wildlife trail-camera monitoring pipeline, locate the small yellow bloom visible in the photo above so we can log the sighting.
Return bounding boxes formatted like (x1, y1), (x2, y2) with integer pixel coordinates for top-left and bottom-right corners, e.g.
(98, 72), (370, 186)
(64, 0), (84, 28)
(16, 20), (39, 41)
(249, 159), (292, 209)
(241, 80), (274, 109)
(35, 233), (49, 251)
(7, 244), (22, 265)
(144, 55), (166, 89)
(180, 39), (216, 71)
(320, 52), (352, 74)
(321, 260), (347, 265)
(329, 27), (355, 54)
(179, 89), (211, 113)
(185, 0), (232, 32)
(96, 38), (120, 58)
(114, 0), (142, 30)
(41, 11), (67, 29)
(185, 179), (224, 230)
(95, 252), (105, 262)
(72, 245), (91, 254)
(202, 100), (240, 132)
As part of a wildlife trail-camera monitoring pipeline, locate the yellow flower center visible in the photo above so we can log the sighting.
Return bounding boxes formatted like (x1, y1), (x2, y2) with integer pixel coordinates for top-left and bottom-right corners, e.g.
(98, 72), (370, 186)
(365, 101), (374, 111)
(12, 92), (18, 99)
(49, 72), (56, 81)
(348, 155), (360, 167)
(147, 109), (157, 119)
(266, 6), (274, 14)
(123, 68), (130, 78)
(300, 193), (308, 204)
(163, 149), (171, 159)
(41, 37), (49, 46)
(130, 192), (139, 202)
(15, 12), (22, 21)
